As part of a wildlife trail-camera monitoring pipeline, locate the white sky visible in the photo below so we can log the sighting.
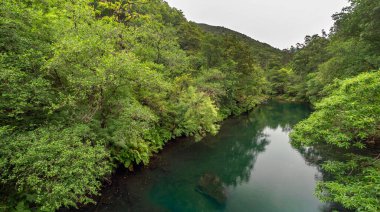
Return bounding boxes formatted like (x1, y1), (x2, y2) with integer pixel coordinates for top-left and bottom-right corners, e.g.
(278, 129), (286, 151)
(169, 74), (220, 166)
(165, 0), (349, 49)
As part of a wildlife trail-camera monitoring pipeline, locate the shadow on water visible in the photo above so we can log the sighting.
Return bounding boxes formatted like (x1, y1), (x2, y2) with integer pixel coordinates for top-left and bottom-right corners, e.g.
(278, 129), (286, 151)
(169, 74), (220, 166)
(66, 101), (345, 212)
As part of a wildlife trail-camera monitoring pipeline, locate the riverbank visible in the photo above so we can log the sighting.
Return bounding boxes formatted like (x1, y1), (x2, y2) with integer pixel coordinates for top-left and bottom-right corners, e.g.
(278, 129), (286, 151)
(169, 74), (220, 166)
(62, 101), (348, 212)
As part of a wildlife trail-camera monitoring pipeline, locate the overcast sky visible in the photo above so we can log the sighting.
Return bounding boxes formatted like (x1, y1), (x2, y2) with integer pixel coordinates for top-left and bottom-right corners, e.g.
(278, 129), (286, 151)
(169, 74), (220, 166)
(165, 0), (349, 49)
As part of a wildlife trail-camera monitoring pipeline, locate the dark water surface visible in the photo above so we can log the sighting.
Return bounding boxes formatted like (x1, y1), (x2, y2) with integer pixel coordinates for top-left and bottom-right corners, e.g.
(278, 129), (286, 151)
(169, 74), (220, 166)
(77, 101), (335, 212)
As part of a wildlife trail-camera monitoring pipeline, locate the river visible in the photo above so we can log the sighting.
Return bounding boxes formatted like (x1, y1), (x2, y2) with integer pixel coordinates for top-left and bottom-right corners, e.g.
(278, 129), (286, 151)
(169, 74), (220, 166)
(73, 101), (338, 212)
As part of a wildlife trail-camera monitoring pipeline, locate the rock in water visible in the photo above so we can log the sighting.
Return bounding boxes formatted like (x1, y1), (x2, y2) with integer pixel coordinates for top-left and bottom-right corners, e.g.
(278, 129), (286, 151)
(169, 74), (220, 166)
(196, 173), (227, 205)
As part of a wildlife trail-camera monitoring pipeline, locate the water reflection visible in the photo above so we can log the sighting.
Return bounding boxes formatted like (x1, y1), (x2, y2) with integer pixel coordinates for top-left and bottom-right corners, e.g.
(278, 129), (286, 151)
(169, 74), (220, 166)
(146, 108), (276, 211)
(68, 101), (335, 212)
(296, 144), (354, 212)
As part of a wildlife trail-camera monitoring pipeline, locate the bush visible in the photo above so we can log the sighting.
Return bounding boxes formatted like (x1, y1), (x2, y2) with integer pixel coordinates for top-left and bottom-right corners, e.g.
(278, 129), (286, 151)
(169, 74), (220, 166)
(0, 125), (111, 211)
(291, 71), (380, 149)
(290, 71), (380, 211)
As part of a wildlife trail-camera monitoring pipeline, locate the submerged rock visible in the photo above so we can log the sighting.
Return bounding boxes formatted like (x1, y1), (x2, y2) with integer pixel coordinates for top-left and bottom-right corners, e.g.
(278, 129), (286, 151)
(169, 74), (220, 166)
(196, 173), (227, 205)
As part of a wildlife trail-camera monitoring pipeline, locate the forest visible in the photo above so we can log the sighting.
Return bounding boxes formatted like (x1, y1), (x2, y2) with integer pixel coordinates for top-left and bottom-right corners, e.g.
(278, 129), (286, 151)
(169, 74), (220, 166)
(0, 0), (379, 211)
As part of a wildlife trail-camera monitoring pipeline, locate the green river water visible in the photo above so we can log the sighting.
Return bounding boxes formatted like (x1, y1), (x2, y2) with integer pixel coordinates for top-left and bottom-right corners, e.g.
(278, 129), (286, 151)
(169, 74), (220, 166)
(74, 101), (340, 212)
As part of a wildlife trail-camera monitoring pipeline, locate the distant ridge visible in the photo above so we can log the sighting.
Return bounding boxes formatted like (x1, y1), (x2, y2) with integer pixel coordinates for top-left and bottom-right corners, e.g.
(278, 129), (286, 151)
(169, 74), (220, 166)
(197, 23), (279, 50)
(197, 23), (287, 69)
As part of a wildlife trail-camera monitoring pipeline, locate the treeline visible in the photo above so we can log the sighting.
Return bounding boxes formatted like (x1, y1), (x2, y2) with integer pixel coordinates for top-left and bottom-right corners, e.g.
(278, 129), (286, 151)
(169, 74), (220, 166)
(268, 0), (380, 102)
(0, 0), (286, 210)
(197, 23), (288, 69)
(271, 0), (380, 211)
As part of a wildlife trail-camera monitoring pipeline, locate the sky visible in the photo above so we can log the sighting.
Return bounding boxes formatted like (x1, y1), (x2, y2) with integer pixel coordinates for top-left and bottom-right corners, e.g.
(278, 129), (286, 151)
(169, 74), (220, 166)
(164, 0), (349, 49)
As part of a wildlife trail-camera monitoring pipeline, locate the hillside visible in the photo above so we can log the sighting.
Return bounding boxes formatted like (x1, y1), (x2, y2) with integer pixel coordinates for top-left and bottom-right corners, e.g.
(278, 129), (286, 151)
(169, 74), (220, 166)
(198, 23), (288, 69)
(0, 0), (281, 210)
(2, 0), (378, 211)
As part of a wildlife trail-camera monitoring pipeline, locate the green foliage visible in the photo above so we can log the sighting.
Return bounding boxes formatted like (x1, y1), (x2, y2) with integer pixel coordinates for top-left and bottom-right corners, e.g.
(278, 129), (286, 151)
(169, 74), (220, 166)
(267, 68), (293, 95)
(286, 35), (330, 101)
(0, 125), (111, 211)
(291, 71), (380, 211)
(198, 24), (286, 69)
(171, 86), (220, 141)
(1, 0), (282, 210)
(194, 68), (227, 105)
(0, 62), (55, 127)
(198, 32), (271, 115)
(281, 0), (380, 102)
(3, 0), (378, 211)
(284, 2), (380, 210)
(109, 100), (159, 169)
(291, 71), (380, 149)
(316, 155), (380, 212)
(0, 0), (59, 128)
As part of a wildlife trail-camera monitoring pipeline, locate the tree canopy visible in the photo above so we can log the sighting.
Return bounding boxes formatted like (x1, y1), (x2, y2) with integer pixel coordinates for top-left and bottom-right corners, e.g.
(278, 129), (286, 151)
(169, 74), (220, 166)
(1, 0), (379, 211)
(0, 0), (286, 210)
(284, 0), (380, 210)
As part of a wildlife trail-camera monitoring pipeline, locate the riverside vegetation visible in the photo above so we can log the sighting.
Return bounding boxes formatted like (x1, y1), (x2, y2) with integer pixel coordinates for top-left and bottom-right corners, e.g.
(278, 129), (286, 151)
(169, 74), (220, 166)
(276, 0), (380, 211)
(0, 0), (379, 211)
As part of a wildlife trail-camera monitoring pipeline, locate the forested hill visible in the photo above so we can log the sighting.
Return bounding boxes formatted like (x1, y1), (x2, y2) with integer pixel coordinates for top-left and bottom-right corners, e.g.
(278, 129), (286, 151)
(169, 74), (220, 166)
(198, 23), (288, 69)
(197, 23), (282, 55)
(1, 0), (378, 211)
(0, 0), (285, 211)
(276, 0), (379, 211)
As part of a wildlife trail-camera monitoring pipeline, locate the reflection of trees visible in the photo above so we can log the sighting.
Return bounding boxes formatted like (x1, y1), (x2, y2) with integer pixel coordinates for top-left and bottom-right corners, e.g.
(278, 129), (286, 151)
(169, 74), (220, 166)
(72, 101), (315, 211)
(275, 101), (353, 212)
(246, 100), (312, 131)
(195, 100), (311, 187)
(148, 100), (314, 210)
(296, 144), (353, 212)
(297, 144), (352, 178)
(205, 132), (270, 187)
(145, 104), (276, 210)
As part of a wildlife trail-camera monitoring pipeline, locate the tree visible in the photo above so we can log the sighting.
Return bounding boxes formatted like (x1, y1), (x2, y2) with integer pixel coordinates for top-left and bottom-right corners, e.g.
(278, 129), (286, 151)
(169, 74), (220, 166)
(267, 68), (293, 95)
(0, 125), (111, 211)
(0, 0), (285, 210)
(291, 71), (380, 211)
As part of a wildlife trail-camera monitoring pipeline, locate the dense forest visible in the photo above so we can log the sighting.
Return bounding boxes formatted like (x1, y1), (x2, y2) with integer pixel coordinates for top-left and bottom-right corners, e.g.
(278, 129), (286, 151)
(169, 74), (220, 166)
(0, 0), (379, 211)
(280, 0), (380, 211)
(0, 0), (286, 210)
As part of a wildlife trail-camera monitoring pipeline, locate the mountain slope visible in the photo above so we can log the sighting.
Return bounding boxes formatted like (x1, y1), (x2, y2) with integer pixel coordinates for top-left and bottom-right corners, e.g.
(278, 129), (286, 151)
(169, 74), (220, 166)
(197, 23), (288, 69)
